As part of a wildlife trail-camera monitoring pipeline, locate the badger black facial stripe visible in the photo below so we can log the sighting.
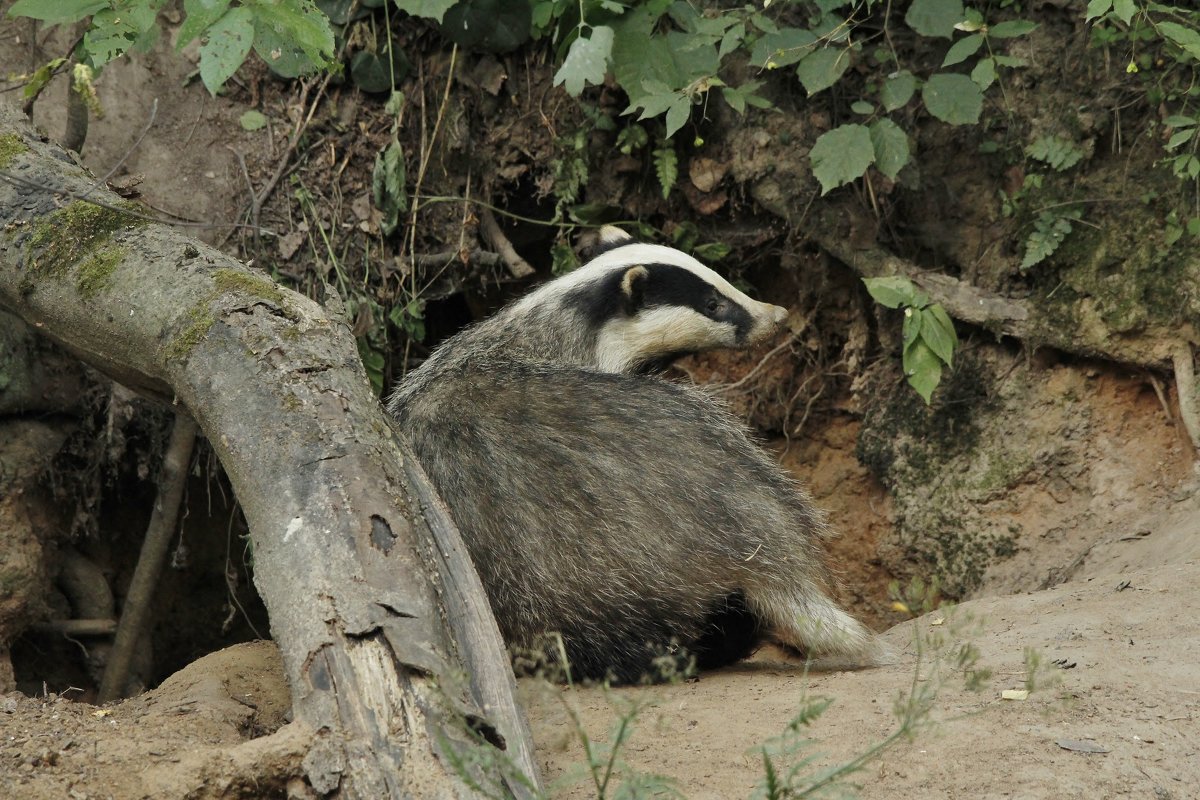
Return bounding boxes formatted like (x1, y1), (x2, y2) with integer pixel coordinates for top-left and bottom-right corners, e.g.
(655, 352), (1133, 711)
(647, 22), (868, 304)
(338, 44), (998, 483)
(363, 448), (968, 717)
(639, 264), (755, 339)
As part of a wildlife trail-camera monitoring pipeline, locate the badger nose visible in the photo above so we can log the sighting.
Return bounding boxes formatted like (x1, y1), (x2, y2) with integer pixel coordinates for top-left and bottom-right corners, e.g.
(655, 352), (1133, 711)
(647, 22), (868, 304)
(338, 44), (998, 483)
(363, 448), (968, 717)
(748, 302), (789, 343)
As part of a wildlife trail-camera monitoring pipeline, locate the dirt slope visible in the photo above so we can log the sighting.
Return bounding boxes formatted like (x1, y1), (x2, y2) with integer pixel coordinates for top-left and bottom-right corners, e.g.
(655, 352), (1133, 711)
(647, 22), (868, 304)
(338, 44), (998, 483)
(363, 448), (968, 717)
(525, 486), (1200, 799)
(4, 497), (1195, 799)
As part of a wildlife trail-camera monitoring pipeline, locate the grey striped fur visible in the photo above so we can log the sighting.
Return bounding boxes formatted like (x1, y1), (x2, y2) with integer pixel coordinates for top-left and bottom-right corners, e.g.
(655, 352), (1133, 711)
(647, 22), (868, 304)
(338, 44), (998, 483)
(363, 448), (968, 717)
(389, 236), (878, 681)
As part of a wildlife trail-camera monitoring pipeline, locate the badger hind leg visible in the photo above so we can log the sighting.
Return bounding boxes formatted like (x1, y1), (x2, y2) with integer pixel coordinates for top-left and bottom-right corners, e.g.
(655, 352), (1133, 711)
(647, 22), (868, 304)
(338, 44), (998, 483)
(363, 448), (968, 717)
(746, 586), (886, 669)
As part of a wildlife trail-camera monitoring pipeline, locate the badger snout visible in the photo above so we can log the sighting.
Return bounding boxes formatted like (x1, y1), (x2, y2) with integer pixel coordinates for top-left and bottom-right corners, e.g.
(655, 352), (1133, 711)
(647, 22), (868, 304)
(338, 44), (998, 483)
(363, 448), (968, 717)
(746, 301), (788, 343)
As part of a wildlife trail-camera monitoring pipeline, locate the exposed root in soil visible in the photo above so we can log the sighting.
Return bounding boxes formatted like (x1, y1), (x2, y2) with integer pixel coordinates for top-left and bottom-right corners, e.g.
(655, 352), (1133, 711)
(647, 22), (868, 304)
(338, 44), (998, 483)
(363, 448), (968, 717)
(1173, 343), (1200, 453)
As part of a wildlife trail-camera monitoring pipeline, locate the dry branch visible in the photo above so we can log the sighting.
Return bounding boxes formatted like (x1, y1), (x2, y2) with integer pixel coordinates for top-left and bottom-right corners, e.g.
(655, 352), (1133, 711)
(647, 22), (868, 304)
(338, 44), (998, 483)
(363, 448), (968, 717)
(479, 207), (535, 279)
(0, 103), (539, 798)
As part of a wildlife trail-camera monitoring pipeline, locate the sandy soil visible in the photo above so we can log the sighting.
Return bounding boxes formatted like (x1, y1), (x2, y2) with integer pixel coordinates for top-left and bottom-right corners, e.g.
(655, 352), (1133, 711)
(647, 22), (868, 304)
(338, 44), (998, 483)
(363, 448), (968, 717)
(526, 501), (1200, 799)
(4, 495), (1195, 799)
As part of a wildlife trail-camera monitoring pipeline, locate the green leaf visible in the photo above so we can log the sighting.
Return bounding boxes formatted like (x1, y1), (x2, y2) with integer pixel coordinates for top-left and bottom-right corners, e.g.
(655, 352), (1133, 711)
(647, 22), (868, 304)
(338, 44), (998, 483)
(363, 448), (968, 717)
(251, 0), (335, 78)
(554, 25), (613, 96)
(902, 339), (943, 404)
(693, 241), (731, 261)
(992, 54), (1026, 67)
(349, 46), (410, 93)
(629, 79), (693, 137)
(1168, 130), (1195, 150)
(1026, 135), (1084, 170)
(942, 33), (983, 67)
(1159, 22), (1200, 61)
(653, 146), (678, 199)
(21, 58), (66, 102)
(796, 47), (853, 96)
(902, 307), (923, 348)
(722, 85), (746, 114)
(970, 57), (996, 90)
(393, 0), (457, 22)
(863, 276), (918, 309)
(718, 21), (745, 60)
(199, 7), (255, 95)
(664, 98), (691, 138)
(1085, 0), (1112, 22)
(178, 0), (232, 50)
(921, 304), (958, 364)
(7, 0), (108, 24)
(1021, 210), (1077, 270)
(869, 118), (910, 180)
(988, 20), (1037, 38)
(1165, 222), (1182, 246)
(1111, 0), (1138, 25)
(1165, 115), (1197, 127)
(851, 100), (874, 115)
(441, 0), (532, 53)
(905, 0), (965, 39)
(880, 70), (916, 111)
(750, 27), (817, 69)
(631, 79), (679, 118)
(83, 4), (161, 67)
(922, 73), (983, 125)
(239, 109), (268, 130)
(372, 137), (407, 236)
(358, 340), (386, 396)
(810, 124), (874, 195)
(612, 7), (717, 107)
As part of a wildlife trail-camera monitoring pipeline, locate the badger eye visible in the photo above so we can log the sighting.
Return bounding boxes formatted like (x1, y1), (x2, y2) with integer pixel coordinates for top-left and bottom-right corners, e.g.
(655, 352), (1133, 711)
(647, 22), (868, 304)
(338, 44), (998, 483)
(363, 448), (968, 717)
(705, 296), (723, 316)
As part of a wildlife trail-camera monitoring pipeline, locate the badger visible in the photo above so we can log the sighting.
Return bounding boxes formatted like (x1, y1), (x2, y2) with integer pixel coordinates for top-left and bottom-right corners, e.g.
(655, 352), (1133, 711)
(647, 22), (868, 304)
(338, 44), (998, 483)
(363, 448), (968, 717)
(388, 229), (879, 682)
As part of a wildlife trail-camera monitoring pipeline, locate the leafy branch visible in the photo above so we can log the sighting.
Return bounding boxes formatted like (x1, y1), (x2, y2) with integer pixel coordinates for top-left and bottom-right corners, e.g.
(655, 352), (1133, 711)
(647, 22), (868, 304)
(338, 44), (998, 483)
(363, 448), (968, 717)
(864, 276), (959, 404)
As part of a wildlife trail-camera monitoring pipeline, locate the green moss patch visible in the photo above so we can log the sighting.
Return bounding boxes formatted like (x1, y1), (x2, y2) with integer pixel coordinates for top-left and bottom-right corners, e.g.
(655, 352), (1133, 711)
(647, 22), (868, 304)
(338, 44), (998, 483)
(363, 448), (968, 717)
(857, 355), (1021, 597)
(76, 245), (125, 299)
(0, 133), (27, 169)
(26, 201), (145, 284)
(213, 268), (285, 306)
(164, 269), (292, 361)
(164, 303), (216, 362)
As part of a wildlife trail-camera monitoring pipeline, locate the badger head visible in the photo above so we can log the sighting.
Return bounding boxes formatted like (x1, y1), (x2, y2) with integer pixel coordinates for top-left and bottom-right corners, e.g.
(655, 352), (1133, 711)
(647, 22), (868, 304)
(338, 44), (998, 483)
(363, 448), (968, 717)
(566, 227), (788, 374)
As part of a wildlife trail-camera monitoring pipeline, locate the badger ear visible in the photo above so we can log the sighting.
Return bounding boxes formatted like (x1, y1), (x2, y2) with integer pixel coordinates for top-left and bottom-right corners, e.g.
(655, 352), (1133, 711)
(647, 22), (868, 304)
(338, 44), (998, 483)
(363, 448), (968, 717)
(620, 265), (648, 314)
(598, 225), (633, 245)
(580, 225), (635, 262)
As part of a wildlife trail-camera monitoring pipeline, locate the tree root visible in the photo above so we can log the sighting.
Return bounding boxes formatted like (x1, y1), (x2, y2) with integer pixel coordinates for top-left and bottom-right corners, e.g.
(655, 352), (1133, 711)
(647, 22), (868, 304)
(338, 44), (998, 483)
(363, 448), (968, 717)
(810, 225), (1030, 335)
(479, 206), (536, 279)
(97, 413), (197, 704)
(1173, 343), (1200, 453)
(808, 208), (1187, 371)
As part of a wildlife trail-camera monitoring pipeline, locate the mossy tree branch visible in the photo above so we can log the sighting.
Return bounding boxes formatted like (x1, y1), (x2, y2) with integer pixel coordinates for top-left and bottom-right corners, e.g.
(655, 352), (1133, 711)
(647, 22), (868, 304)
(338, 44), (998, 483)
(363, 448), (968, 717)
(0, 103), (539, 799)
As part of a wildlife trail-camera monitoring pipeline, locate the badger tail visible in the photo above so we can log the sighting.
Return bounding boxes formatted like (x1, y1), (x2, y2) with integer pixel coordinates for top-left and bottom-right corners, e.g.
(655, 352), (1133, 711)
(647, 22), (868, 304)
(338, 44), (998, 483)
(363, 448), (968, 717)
(748, 587), (892, 669)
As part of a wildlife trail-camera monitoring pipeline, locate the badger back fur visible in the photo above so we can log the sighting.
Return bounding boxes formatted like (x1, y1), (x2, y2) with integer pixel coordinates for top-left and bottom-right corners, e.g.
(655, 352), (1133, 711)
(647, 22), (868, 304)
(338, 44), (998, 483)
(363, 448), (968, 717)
(393, 359), (877, 681)
(389, 230), (877, 681)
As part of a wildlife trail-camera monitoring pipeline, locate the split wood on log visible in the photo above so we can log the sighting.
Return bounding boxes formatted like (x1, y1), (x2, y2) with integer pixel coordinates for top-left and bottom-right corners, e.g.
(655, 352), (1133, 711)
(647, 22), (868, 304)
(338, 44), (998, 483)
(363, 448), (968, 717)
(0, 102), (540, 799)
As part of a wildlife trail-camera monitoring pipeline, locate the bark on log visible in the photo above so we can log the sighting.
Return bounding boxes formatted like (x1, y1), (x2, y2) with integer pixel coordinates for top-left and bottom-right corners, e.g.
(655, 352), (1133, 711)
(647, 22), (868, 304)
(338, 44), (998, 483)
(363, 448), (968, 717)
(0, 103), (540, 798)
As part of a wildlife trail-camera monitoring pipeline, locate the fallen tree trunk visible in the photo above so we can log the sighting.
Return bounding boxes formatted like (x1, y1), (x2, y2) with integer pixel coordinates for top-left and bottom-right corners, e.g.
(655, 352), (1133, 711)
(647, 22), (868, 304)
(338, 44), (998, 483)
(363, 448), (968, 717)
(0, 103), (540, 798)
